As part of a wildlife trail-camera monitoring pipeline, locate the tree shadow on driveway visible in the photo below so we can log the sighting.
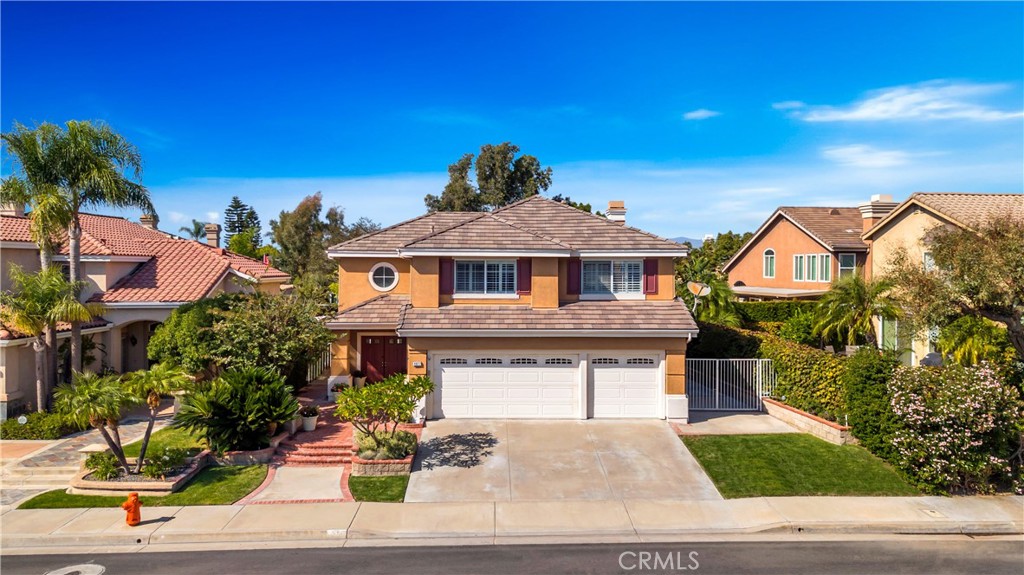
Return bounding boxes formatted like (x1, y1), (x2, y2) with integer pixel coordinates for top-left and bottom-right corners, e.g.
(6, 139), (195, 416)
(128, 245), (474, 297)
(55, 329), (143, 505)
(415, 432), (499, 470)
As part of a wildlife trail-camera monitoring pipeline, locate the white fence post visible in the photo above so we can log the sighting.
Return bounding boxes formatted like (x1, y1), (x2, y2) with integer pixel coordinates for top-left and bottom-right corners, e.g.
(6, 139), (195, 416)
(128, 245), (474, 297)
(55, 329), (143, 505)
(686, 358), (776, 412)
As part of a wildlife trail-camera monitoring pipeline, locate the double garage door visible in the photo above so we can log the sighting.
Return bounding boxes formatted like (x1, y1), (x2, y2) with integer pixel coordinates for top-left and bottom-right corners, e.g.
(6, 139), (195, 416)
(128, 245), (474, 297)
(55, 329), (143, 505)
(431, 352), (661, 419)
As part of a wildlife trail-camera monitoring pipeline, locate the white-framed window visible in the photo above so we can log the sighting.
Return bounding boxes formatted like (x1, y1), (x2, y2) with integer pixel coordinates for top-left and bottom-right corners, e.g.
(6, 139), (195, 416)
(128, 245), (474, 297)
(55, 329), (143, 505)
(923, 251), (936, 272)
(626, 357), (656, 365)
(509, 358), (537, 365)
(591, 358), (619, 365)
(368, 262), (399, 292)
(838, 253), (857, 279)
(819, 254), (832, 283)
(582, 260), (642, 294)
(455, 260), (516, 294)
(763, 249), (776, 278)
(807, 254), (818, 282)
(439, 358), (467, 365)
(793, 255), (805, 281)
(475, 358), (503, 365)
(544, 358), (573, 365)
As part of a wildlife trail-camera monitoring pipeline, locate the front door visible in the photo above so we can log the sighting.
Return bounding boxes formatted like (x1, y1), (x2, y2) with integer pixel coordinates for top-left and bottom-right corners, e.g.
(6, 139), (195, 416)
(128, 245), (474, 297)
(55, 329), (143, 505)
(361, 336), (407, 383)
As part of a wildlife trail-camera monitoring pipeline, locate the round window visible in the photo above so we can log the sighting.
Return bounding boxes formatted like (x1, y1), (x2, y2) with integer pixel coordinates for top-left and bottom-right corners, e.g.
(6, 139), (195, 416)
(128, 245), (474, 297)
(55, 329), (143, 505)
(368, 262), (398, 292)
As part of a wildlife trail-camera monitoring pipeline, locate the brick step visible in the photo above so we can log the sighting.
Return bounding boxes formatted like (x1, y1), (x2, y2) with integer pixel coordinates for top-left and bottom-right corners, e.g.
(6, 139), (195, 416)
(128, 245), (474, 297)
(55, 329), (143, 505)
(276, 443), (352, 453)
(274, 448), (352, 458)
(274, 454), (351, 465)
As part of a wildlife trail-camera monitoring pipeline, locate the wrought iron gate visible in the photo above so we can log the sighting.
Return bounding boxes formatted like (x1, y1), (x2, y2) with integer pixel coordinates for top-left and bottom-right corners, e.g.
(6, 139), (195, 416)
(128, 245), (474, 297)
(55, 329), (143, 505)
(686, 359), (776, 411)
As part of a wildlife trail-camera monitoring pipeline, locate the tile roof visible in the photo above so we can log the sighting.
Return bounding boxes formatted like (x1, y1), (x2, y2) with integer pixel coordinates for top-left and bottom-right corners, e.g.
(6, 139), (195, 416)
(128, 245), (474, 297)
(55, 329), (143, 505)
(327, 294), (410, 328)
(398, 299), (698, 333)
(908, 193), (1024, 228)
(329, 195), (686, 254)
(0, 316), (112, 341)
(2, 212), (290, 303)
(777, 207), (867, 250)
(328, 212), (479, 252)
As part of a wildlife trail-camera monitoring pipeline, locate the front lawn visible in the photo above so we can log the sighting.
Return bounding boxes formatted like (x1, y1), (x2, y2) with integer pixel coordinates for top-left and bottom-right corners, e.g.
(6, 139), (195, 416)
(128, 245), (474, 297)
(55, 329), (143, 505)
(682, 434), (918, 498)
(19, 465), (268, 509)
(122, 426), (204, 458)
(348, 475), (409, 502)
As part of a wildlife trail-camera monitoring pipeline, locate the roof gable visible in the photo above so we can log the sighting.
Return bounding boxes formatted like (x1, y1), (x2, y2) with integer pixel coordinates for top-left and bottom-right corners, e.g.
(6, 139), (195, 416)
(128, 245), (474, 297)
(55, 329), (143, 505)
(862, 192), (1024, 239)
(723, 207), (866, 272)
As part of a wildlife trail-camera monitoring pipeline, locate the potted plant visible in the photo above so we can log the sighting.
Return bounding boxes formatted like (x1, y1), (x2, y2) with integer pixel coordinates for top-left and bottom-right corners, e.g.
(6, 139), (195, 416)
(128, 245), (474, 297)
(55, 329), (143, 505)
(299, 405), (320, 432)
(327, 378), (347, 402)
(351, 370), (367, 388)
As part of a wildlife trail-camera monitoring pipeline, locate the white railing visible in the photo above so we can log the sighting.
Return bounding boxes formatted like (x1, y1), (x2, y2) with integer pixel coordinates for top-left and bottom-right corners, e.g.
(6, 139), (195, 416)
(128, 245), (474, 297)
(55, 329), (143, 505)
(306, 345), (332, 382)
(686, 358), (776, 411)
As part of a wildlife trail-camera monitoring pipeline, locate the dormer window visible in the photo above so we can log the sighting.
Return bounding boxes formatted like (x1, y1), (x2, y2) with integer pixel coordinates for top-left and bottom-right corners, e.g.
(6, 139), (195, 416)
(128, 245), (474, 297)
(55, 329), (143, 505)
(455, 260), (516, 295)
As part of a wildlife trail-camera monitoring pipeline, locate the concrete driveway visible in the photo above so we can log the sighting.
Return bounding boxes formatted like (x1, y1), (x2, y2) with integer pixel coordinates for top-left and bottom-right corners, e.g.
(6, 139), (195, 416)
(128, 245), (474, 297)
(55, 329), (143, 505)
(405, 420), (721, 502)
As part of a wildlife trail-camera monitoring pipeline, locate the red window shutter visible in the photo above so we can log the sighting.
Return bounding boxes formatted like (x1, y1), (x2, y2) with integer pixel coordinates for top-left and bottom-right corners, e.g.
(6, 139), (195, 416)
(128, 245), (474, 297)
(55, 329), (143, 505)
(643, 258), (659, 294)
(517, 258), (532, 295)
(567, 258), (581, 295)
(439, 257), (454, 295)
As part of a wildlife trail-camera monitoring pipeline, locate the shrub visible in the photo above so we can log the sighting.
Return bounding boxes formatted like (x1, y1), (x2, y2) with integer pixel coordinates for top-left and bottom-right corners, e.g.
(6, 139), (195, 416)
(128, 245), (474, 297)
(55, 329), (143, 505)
(140, 447), (191, 479)
(778, 312), (819, 347)
(686, 323), (762, 359)
(173, 367), (300, 453)
(843, 348), (902, 463)
(889, 363), (1024, 494)
(759, 332), (848, 421)
(299, 405), (320, 417)
(335, 374), (434, 449)
(355, 430), (418, 460)
(85, 452), (120, 481)
(148, 294), (240, 374)
(737, 301), (816, 323)
(0, 411), (81, 440)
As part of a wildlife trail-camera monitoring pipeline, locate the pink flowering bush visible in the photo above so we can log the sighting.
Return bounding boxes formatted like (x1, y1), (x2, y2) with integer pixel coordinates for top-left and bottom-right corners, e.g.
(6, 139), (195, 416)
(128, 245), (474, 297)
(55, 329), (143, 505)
(889, 363), (1023, 494)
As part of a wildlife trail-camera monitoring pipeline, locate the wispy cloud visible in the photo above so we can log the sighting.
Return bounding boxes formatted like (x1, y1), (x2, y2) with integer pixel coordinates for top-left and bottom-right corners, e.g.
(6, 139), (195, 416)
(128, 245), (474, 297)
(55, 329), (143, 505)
(821, 144), (912, 168)
(167, 211), (188, 224)
(205, 211), (220, 223)
(781, 80), (1024, 122)
(771, 101), (806, 111)
(682, 108), (721, 121)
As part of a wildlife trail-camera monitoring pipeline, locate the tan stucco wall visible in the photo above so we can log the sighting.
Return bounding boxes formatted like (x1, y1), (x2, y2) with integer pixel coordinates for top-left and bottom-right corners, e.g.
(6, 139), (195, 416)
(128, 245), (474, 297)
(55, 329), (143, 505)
(727, 218), (862, 291)
(337, 257), (410, 311)
(1, 247), (40, 291)
(531, 257), (559, 308)
(411, 257), (439, 308)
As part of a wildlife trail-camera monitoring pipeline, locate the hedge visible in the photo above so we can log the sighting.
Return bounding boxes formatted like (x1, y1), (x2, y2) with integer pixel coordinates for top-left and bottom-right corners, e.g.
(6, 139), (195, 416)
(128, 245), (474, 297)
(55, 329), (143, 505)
(688, 323), (848, 421)
(843, 348), (901, 463)
(737, 301), (816, 323)
(0, 411), (83, 440)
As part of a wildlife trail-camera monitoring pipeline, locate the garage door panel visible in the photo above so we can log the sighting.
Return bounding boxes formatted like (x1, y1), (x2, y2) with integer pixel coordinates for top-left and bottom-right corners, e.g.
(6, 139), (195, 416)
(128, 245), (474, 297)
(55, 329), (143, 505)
(590, 354), (661, 419)
(434, 353), (580, 419)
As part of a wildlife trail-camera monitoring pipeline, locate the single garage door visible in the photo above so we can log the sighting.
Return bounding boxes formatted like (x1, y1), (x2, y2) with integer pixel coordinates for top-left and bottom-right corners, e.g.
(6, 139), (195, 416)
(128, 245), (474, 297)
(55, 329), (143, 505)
(432, 353), (581, 419)
(589, 354), (661, 418)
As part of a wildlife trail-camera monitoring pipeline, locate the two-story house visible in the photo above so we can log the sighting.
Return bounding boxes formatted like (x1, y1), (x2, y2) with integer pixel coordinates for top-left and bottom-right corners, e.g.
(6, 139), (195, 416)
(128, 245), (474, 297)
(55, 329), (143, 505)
(0, 205), (290, 418)
(722, 195), (898, 300)
(325, 196), (698, 421)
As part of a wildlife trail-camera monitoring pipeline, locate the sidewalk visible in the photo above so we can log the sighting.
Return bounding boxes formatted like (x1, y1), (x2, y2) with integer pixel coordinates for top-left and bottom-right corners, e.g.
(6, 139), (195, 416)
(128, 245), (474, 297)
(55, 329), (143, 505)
(2, 496), (1020, 551)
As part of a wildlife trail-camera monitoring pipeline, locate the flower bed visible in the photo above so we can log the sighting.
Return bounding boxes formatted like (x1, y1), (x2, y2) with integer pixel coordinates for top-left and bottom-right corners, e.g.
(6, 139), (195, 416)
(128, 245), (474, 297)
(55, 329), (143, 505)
(763, 398), (855, 445)
(212, 430), (291, 465)
(350, 425), (423, 477)
(68, 450), (212, 497)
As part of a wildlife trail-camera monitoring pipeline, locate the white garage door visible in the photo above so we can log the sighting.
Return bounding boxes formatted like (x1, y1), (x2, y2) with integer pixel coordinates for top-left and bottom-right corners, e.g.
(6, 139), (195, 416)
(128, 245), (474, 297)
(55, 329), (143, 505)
(589, 354), (662, 418)
(432, 353), (581, 419)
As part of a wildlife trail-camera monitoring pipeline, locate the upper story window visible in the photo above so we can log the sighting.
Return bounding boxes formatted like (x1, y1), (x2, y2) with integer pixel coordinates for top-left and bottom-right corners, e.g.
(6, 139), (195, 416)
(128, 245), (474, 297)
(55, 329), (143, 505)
(794, 253), (832, 283)
(838, 253), (857, 279)
(793, 255), (804, 281)
(582, 260), (641, 294)
(368, 262), (399, 292)
(762, 249), (775, 278)
(455, 260), (515, 295)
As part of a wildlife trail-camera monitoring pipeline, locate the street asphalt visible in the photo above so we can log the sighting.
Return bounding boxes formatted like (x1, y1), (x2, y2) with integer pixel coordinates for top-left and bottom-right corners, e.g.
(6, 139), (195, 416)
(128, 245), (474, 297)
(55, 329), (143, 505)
(4, 538), (1022, 575)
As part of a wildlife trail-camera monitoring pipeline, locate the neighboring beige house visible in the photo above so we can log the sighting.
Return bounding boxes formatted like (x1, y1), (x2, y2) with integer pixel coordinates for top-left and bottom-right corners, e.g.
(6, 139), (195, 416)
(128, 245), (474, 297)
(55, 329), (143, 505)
(0, 205), (290, 419)
(325, 196), (699, 421)
(863, 192), (1024, 364)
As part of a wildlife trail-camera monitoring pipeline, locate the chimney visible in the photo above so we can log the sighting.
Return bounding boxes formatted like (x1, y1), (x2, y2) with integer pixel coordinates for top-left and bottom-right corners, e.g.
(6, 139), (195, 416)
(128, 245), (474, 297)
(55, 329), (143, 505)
(606, 200), (627, 224)
(1, 202), (26, 217)
(139, 213), (158, 230)
(858, 194), (898, 234)
(204, 223), (222, 247)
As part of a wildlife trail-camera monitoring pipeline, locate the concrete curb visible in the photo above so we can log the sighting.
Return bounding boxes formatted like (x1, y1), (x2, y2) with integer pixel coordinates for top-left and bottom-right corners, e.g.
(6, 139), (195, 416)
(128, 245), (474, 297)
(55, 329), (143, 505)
(2, 496), (1021, 549)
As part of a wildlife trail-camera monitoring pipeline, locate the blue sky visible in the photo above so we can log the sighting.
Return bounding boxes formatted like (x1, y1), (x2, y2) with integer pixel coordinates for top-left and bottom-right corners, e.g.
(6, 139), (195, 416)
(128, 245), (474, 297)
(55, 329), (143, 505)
(2, 2), (1022, 240)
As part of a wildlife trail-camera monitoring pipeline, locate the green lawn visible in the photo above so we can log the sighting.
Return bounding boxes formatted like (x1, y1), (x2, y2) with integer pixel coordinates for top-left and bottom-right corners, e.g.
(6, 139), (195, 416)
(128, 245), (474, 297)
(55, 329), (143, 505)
(682, 434), (918, 498)
(19, 465), (268, 509)
(122, 426), (205, 458)
(348, 475), (409, 502)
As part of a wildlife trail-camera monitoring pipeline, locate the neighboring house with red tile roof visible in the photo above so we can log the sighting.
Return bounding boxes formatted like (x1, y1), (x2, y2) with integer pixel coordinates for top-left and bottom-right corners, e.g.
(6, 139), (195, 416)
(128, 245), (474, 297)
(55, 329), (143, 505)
(0, 206), (290, 418)
(325, 195), (698, 421)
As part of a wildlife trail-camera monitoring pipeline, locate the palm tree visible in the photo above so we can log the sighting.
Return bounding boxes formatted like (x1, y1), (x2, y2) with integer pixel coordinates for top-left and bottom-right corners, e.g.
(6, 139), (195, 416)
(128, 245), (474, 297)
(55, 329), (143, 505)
(3, 121), (154, 372)
(124, 364), (192, 472)
(0, 265), (102, 411)
(178, 219), (206, 241)
(53, 371), (138, 473)
(813, 274), (900, 347)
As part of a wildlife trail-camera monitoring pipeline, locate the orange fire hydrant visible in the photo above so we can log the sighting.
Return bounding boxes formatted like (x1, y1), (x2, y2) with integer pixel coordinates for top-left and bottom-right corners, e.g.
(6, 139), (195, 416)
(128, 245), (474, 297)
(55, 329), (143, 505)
(121, 492), (142, 526)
